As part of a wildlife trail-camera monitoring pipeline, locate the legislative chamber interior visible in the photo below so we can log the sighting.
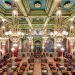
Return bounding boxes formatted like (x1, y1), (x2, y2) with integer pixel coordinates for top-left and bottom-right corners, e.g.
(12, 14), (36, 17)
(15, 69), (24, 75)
(0, 0), (75, 75)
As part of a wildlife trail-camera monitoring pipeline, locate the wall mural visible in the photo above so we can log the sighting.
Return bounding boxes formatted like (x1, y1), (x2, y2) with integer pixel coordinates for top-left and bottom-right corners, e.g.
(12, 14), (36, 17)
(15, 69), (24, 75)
(45, 40), (53, 52)
(67, 38), (75, 57)
(23, 40), (30, 52)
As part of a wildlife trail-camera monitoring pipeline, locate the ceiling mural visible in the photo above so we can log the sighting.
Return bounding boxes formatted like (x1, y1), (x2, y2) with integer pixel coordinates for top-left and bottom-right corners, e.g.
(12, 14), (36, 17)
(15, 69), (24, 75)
(30, 17), (46, 23)
(28, 0), (47, 10)
(61, 0), (75, 10)
(19, 17), (28, 24)
(0, 0), (75, 29)
(0, 0), (14, 10)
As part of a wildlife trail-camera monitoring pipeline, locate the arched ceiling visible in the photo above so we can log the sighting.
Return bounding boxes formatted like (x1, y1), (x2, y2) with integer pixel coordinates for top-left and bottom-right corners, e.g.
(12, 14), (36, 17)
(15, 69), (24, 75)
(0, 0), (75, 29)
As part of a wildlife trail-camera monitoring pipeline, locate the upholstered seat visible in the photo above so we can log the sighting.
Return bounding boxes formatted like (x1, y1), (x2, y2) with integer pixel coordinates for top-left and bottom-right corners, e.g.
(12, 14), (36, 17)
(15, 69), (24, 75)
(0, 69), (3, 75)
(17, 70), (23, 75)
(52, 70), (58, 75)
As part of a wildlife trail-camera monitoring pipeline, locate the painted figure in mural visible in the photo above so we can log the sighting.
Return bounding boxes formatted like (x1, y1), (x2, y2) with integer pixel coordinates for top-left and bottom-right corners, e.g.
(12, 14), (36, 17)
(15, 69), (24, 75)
(45, 40), (52, 52)
(23, 40), (30, 52)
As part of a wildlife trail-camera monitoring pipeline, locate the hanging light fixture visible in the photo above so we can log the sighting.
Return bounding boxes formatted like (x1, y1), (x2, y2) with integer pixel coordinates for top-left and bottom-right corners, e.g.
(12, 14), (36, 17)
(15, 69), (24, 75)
(5, 7), (24, 43)
(50, 8), (68, 40)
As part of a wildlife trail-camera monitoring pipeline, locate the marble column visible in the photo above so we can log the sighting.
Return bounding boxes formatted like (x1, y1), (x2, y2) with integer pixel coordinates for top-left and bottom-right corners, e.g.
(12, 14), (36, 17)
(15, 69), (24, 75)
(2, 40), (6, 56)
(18, 40), (22, 57)
(54, 38), (57, 58)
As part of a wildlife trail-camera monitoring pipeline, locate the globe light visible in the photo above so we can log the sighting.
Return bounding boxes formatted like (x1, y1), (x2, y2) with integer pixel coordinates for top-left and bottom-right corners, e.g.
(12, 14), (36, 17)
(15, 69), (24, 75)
(56, 9), (62, 16)
(42, 46), (45, 49)
(11, 48), (15, 52)
(56, 43), (62, 47)
(70, 25), (74, 29)
(2, 18), (6, 22)
(21, 32), (24, 36)
(73, 49), (75, 51)
(42, 36), (48, 39)
(17, 31), (21, 35)
(31, 46), (34, 49)
(54, 46), (57, 49)
(50, 32), (54, 36)
(61, 47), (65, 52)
(0, 16), (6, 23)
(13, 43), (18, 47)
(54, 31), (58, 35)
(12, 10), (18, 16)
(69, 18), (74, 22)
(2, 26), (5, 29)
(4, 37), (8, 40)
(65, 32), (68, 36)
(5, 32), (9, 35)
(62, 31), (68, 36)
(0, 49), (4, 55)
(8, 31), (13, 35)
(2, 49), (4, 55)
(62, 31), (66, 35)
(2, 43), (6, 45)
(0, 37), (2, 39)
(70, 42), (73, 45)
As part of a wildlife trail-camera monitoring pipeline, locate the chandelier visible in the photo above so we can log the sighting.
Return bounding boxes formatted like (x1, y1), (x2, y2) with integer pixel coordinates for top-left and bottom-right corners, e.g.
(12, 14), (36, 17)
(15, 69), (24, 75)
(50, 8), (68, 42)
(0, 16), (8, 39)
(5, 7), (24, 43)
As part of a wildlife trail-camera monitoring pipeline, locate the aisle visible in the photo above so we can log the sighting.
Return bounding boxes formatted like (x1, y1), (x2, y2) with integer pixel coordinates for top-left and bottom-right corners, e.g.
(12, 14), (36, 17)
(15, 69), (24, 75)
(3, 57), (28, 75)
(47, 56), (62, 75)
(33, 59), (41, 75)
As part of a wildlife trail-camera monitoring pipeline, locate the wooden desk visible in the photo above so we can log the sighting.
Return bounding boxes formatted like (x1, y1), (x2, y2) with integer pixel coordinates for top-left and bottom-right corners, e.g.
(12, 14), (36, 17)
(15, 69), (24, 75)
(20, 66), (25, 71)
(17, 70), (23, 75)
(0, 68), (3, 75)
(52, 70), (58, 75)
(28, 70), (33, 73)
(71, 70), (75, 74)
(42, 70), (47, 73)
(7, 70), (14, 75)
(62, 70), (70, 74)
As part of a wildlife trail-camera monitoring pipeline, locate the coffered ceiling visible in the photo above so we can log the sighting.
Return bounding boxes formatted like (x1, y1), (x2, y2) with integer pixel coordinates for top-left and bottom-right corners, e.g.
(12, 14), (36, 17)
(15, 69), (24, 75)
(0, 0), (75, 29)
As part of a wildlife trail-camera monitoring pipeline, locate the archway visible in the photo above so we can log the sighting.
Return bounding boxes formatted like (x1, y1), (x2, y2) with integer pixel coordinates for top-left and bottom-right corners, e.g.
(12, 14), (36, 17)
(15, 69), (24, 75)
(34, 40), (42, 52)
